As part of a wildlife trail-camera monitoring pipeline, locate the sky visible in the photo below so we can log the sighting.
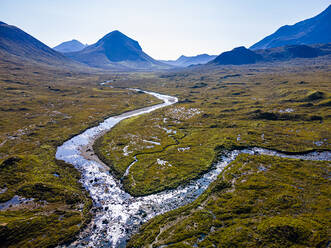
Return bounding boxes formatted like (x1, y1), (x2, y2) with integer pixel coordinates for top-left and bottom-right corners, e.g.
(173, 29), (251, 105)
(0, 0), (330, 60)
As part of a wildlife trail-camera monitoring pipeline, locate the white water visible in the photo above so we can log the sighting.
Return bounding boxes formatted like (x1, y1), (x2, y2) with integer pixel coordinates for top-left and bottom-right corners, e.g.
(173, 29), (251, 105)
(56, 88), (331, 248)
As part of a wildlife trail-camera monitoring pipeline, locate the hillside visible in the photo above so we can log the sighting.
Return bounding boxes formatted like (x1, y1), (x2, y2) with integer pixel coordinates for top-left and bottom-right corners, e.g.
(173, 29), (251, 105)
(209, 44), (331, 65)
(209, 46), (263, 65)
(0, 21), (80, 68)
(251, 5), (331, 50)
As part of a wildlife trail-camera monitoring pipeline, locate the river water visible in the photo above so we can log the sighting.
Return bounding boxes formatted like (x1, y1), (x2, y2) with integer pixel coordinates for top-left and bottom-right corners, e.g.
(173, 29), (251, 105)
(56, 88), (330, 247)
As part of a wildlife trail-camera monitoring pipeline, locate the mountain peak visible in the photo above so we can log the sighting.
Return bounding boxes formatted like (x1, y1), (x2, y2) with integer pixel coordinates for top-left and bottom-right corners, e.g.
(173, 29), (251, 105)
(93, 30), (143, 62)
(102, 30), (124, 38)
(64, 30), (169, 70)
(210, 46), (262, 65)
(53, 39), (87, 53)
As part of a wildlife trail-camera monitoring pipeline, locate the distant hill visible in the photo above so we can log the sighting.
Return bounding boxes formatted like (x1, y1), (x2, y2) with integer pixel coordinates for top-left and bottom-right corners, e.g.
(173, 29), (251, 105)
(210, 47), (263, 65)
(161, 54), (217, 67)
(0, 21), (80, 67)
(255, 44), (329, 61)
(53, 39), (87, 53)
(65, 30), (170, 70)
(209, 44), (331, 65)
(251, 5), (331, 50)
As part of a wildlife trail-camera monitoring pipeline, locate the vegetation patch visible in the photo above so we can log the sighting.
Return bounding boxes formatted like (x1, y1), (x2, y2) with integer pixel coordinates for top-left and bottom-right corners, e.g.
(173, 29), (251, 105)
(0, 67), (161, 247)
(128, 154), (331, 247)
(97, 63), (330, 196)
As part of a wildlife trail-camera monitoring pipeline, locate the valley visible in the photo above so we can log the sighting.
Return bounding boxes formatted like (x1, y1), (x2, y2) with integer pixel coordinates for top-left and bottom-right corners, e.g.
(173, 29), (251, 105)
(0, 3), (330, 248)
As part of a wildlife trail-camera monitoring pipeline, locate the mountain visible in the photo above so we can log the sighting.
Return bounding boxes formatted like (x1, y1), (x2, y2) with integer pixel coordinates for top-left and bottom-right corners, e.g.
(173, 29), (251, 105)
(255, 44), (327, 61)
(65, 30), (170, 70)
(210, 46), (263, 65)
(209, 44), (331, 65)
(161, 54), (217, 67)
(251, 5), (331, 50)
(0, 21), (79, 67)
(53, 39), (87, 53)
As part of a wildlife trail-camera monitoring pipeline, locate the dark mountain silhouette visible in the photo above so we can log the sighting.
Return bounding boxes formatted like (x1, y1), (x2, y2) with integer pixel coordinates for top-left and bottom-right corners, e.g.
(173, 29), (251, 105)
(0, 21), (79, 67)
(209, 44), (331, 65)
(210, 47), (263, 65)
(53, 39), (87, 53)
(65, 30), (170, 70)
(251, 5), (331, 50)
(255, 44), (324, 61)
(161, 54), (217, 67)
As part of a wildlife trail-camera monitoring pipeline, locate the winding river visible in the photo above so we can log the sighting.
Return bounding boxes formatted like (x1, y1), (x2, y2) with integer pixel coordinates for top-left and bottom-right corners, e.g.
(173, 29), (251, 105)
(56, 87), (331, 247)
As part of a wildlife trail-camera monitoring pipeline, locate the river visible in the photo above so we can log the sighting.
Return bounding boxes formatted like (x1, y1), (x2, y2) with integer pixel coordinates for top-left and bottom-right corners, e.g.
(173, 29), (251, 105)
(56, 87), (330, 247)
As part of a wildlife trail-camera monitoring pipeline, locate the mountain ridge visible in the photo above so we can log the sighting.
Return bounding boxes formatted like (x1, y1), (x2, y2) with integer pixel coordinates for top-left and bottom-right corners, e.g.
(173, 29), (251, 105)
(0, 21), (83, 68)
(250, 5), (331, 50)
(161, 53), (217, 67)
(209, 43), (331, 66)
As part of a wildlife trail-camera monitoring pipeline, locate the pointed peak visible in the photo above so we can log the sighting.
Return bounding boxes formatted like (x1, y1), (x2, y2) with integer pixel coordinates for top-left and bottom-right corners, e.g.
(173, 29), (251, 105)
(103, 30), (126, 38)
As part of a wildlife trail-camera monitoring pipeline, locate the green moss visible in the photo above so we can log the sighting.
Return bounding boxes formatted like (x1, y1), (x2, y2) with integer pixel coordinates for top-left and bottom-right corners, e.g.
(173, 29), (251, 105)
(96, 64), (330, 196)
(128, 154), (331, 247)
(0, 70), (162, 247)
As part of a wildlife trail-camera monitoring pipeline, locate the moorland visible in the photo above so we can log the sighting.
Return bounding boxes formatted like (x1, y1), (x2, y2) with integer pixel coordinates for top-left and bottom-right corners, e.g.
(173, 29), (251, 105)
(95, 58), (331, 247)
(0, 63), (161, 247)
(0, 4), (330, 247)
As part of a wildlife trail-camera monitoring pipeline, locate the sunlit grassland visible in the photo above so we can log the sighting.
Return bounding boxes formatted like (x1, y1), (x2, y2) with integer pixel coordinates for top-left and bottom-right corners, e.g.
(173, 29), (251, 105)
(128, 154), (330, 247)
(95, 59), (331, 196)
(0, 64), (161, 247)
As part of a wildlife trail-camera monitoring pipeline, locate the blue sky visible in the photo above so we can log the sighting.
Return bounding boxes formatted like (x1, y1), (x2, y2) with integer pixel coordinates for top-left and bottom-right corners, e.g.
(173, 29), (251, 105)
(0, 0), (330, 60)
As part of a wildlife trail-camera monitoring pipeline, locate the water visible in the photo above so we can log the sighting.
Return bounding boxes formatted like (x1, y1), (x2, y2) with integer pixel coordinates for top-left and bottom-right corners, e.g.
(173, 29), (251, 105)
(56, 88), (331, 247)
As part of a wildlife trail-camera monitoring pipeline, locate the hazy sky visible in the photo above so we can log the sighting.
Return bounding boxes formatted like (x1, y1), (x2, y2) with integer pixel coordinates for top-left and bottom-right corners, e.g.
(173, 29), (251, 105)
(0, 0), (330, 60)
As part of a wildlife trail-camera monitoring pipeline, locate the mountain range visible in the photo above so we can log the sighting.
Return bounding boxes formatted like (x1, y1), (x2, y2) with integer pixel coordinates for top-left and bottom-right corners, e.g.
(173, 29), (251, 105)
(0, 4), (330, 71)
(53, 39), (87, 53)
(251, 5), (331, 50)
(161, 54), (217, 67)
(209, 43), (331, 65)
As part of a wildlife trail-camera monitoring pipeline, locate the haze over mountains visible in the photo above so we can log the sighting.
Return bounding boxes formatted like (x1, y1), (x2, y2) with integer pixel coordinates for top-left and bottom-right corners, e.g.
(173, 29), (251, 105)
(65, 31), (170, 70)
(53, 39), (87, 53)
(161, 54), (217, 67)
(251, 4), (331, 50)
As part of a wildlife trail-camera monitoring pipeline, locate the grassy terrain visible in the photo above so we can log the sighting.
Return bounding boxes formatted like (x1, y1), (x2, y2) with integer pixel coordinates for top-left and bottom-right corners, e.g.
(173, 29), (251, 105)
(0, 64), (161, 247)
(128, 154), (331, 247)
(1, 55), (330, 247)
(95, 58), (331, 196)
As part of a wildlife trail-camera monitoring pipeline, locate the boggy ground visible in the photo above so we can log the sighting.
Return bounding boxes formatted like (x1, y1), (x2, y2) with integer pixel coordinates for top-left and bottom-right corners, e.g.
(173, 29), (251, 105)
(94, 58), (330, 247)
(95, 58), (330, 197)
(0, 64), (161, 247)
(128, 154), (331, 247)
